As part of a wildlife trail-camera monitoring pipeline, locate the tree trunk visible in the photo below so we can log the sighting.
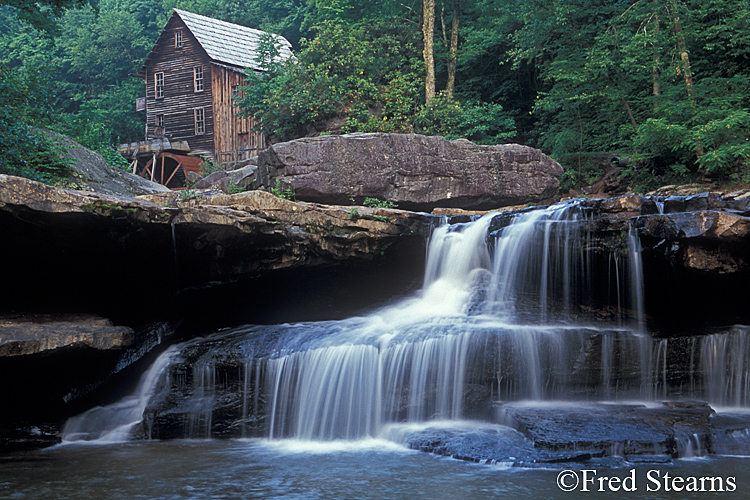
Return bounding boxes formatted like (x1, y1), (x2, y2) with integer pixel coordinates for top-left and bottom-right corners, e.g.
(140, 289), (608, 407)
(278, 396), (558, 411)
(672, 13), (695, 102)
(423, 0), (436, 102)
(446, 0), (459, 97)
(670, 1), (704, 157)
(621, 96), (639, 132)
(652, 0), (661, 104)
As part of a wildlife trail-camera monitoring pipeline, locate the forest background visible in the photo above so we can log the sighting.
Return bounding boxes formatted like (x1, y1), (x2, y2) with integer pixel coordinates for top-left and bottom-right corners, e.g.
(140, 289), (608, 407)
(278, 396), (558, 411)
(1, 0), (749, 192)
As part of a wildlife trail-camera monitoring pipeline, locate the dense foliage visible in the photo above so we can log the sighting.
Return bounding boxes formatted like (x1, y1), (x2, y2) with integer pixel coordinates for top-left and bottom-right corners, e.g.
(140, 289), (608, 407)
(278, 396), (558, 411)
(1, 0), (748, 189)
(0, 65), (72, 182)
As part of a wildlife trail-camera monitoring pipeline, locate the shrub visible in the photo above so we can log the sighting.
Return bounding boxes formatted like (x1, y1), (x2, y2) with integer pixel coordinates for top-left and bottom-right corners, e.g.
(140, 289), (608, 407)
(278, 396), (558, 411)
(415, 93), (516, 145)
(270, 180), (295, 200)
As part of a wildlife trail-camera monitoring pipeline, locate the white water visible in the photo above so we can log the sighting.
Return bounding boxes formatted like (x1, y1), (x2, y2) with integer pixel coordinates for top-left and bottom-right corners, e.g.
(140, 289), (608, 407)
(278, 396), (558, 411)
(62, 345), (181, 443)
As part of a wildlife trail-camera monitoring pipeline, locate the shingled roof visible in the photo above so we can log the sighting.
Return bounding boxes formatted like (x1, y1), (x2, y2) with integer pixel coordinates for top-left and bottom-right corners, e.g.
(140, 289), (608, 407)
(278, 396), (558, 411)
(141, 9), (294, 73)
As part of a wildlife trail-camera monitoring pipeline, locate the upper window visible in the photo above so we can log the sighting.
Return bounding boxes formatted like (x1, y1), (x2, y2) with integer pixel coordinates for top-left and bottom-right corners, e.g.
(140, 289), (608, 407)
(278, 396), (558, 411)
(195, 108), (205, 135)
(175, 30), (183, 48)
(194, 66), (204, 92)
(154, 72), (164, 99)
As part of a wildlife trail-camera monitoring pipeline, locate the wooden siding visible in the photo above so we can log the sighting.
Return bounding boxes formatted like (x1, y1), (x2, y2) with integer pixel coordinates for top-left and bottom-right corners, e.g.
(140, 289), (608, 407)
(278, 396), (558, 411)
(145, 16), (215, 160)
(211, 65), (265, 165)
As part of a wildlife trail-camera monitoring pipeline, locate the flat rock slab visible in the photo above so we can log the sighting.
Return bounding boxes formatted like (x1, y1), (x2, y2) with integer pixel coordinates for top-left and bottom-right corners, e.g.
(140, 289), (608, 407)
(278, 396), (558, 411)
(401, 423), (608, 467)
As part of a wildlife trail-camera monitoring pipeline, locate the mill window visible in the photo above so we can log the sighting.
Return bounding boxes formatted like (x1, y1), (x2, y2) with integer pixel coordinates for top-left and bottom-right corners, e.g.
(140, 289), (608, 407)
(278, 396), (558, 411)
(155, 72), (164, 99)
(175, 30), (182, 48)
(194, 66), (204, 92)
(195, 108), (205, 135)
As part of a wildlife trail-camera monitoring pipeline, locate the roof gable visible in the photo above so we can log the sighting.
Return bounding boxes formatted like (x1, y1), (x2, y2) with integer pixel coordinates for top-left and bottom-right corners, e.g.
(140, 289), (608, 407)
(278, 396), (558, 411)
(174, 9), (293, 71)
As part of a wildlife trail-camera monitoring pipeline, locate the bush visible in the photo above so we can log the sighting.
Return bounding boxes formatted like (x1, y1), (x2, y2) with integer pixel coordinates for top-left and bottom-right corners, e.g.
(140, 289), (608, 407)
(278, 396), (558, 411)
(415, 93), (516, 145)
(199, 157), (224, 176)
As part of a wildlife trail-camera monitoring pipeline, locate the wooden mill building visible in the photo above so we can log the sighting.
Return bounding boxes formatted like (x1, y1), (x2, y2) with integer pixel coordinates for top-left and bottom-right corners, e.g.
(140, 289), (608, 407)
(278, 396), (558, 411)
(120, 9), (293, 188)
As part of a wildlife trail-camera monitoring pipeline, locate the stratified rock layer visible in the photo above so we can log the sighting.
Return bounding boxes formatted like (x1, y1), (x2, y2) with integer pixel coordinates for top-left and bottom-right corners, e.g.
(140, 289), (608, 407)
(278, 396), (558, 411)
(0, 174), (432, 318)
(257, 133), (563, 210)
(0, 314), (134, 356)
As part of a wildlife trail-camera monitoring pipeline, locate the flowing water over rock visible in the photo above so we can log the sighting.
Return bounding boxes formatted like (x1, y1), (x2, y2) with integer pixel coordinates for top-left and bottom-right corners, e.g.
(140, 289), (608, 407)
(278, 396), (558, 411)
(61, 199), (750, 465)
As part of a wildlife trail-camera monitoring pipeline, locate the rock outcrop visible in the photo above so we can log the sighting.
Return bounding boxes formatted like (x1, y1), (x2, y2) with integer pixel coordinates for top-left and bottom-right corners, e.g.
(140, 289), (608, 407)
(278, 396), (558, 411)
(256, 133), (563, 211)
(406, 401), (750, 466)
(40, 130), (170, 197)
(0, 174), (432, 318)
(193, 165), (258, 191)
(5, 169), (750, 450)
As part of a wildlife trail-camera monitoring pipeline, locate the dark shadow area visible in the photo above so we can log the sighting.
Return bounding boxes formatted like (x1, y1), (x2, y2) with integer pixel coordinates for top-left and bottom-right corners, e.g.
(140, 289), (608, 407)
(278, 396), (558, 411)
(641, 247), (750, 336)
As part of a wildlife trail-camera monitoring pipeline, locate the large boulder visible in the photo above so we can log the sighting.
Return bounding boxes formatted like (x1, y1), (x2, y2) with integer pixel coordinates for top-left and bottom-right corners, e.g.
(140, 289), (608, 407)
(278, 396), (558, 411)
(257, 133), (563, 211)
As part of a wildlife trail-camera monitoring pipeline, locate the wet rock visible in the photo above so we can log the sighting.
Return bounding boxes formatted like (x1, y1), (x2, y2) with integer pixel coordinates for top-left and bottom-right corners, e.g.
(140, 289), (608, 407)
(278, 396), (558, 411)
(635, 210), (750, 275)
(256, 133), (563, 211)
(431, 204), (531, 218)
(499, 402), (715, 460)
(723, 189), (750, 201)
(708, 413), (750, 456)
(647, 184), (713, 197)
(403, 424), (539, 465)
(144, 329), (273, 440)
(599, 194), (644, 213)
(0, 425), (62, 451)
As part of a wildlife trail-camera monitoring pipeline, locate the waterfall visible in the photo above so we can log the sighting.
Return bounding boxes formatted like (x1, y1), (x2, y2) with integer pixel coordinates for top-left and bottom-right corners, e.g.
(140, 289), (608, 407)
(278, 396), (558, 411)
(62, 199), (750, 444)
(258, 202), (654, 439)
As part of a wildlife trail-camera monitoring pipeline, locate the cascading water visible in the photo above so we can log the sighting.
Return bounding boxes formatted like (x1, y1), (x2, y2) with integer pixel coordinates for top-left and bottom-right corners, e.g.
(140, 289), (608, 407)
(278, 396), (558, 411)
(63, 199), (750, 460)
(62, 345), (181, 443)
